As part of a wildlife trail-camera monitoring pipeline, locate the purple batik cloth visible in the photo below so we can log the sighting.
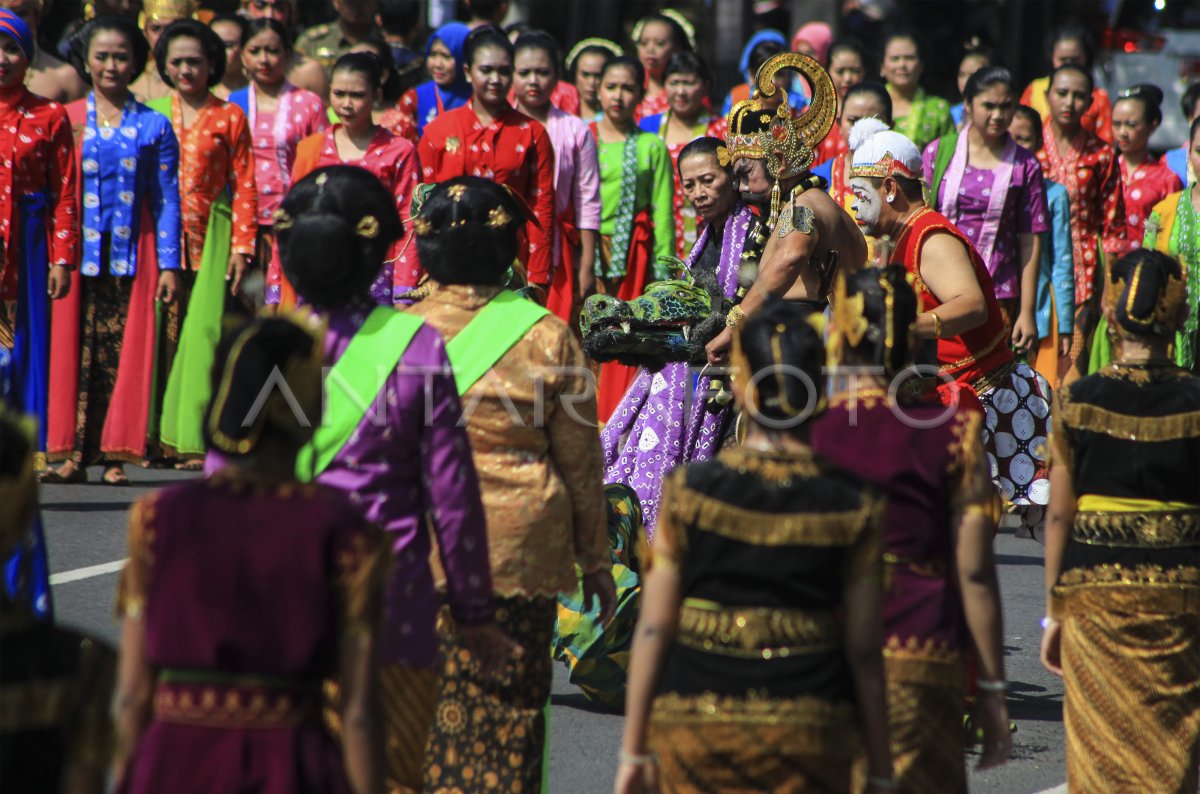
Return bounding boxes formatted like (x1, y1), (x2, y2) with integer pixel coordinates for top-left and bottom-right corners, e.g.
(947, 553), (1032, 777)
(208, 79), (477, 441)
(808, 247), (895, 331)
(600, 205), (754, 536)
(922, 138), (1048, 299)
(313, 305), (495, 667)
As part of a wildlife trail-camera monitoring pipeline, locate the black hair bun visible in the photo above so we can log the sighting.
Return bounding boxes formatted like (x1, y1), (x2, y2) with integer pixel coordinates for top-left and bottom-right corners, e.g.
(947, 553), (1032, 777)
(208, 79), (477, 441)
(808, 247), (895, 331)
(277, 166), (403, 308)
(415, 177), (527, 287)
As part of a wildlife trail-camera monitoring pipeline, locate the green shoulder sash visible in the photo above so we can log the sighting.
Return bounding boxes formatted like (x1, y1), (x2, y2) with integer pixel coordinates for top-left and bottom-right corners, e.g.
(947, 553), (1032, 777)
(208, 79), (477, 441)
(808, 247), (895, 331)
(928, 130), (959, 207)
(296, 307), (424, 480)
(446, 290), (550, 395)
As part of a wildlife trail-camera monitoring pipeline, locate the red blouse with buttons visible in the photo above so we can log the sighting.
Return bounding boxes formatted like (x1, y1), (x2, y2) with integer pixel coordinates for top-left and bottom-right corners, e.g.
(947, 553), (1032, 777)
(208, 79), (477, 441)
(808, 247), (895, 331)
(417, 101), (556, 285)
(1119, 153), (1182, 252)
(0, 86), (78, 299)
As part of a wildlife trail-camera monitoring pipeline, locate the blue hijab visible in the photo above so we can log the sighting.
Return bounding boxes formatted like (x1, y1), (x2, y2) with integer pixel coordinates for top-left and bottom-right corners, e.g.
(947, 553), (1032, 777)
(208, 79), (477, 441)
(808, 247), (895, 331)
(414, 21), (472, 133)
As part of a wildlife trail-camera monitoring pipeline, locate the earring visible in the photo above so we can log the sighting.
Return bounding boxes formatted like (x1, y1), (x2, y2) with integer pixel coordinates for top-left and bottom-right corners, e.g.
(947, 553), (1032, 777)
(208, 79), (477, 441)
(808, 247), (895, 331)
(769, 182), (783, 227)
(886, 194), (895, 204)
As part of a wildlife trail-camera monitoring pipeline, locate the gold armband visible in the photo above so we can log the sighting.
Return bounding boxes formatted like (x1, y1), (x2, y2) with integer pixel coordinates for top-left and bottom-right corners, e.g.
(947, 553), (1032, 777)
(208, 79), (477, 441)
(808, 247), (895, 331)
(727, 305), (748, 330)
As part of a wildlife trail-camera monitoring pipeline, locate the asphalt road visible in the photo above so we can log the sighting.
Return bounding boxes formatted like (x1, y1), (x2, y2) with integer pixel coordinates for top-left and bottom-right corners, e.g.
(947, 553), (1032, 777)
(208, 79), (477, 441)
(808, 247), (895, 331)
(42, 466), (1066, 794)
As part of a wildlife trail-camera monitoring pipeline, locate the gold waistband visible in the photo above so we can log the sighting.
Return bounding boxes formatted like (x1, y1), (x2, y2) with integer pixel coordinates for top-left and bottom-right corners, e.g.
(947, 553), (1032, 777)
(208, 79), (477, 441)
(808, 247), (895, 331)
(677, 600), (840, 659)
(1073, 509), (1200, 548)
(1050, 564), (1200, 620)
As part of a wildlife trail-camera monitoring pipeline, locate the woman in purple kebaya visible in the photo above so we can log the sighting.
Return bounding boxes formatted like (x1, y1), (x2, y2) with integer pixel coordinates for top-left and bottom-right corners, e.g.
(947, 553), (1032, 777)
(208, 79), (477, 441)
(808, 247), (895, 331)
(274, 165), (515, 794)
(601, 137), (754, 535)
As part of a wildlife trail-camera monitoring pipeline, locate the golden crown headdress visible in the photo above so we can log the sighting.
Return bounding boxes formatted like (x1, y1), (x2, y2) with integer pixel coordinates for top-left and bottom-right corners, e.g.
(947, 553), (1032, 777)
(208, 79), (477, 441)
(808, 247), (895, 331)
(142, 0), (197, 21)
(723, 52), (838, 179)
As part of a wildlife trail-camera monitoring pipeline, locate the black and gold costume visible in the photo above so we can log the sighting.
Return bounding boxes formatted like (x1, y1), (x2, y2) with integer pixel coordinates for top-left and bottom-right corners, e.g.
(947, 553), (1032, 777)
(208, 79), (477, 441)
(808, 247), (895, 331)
(647, 446), (883, 793)
(1051, 361), (1200, 793)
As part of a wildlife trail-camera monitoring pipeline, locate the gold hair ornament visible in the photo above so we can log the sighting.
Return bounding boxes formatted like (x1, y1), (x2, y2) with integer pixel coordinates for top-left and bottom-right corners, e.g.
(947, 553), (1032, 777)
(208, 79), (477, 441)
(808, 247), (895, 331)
(272, 207), (293, 231)
(412, 217), (434, 237)
(487, 205), (512, 228)
(447, 184), (467, 202)
(716, 145), (731, 167)
(1107, 259), (1189, 336)
(829, 269), (867, 364)
(355, 215), (380, 239)
(632, 9), (696, 51)
(565, 37), (624, 71)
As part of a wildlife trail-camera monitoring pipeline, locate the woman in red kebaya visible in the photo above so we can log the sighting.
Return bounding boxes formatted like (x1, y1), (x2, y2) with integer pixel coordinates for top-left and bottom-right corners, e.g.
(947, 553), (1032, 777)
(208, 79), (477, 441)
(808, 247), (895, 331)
(0, 8), (78, 466)
(1112, 84), (1182, 251)
(417, 26), (555, 296)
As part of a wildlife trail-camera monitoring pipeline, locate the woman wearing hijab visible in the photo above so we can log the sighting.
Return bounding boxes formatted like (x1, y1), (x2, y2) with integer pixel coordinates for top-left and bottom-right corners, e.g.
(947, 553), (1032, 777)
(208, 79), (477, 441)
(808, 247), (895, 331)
(392, 21), (470, 137)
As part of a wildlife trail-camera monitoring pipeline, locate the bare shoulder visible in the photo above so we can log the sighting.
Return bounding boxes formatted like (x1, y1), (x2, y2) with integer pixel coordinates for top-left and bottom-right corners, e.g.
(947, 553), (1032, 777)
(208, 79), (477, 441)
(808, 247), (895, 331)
(920, 229), (970, 260)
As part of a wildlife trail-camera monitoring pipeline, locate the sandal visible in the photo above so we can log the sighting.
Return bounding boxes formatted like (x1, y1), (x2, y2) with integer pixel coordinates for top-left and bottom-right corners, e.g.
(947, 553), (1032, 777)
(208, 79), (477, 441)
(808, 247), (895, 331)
(102, 467), (131, 487)
(174, 459), (204, 472)
(39, 464), (88, 484)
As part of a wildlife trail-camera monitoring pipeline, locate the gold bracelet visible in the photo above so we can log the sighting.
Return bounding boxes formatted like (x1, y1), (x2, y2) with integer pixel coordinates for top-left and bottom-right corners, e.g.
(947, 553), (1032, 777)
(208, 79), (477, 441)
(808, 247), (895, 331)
(929, 311), (943, 339)
(726, 305), (747, 330)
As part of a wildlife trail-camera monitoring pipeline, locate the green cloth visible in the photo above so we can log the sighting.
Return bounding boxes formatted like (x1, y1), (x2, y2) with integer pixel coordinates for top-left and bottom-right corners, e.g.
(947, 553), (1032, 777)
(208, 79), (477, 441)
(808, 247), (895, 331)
(890, 86), (956, 152)
(552, 483), (643, 711)
(295, 308), (424, 480)
(596, 132), (676, 276)
(1094, 190), (1198, 372)
(1149, 190), (1198, 369)
(445, 290), (549, 394)
(159, 193), (233, 455)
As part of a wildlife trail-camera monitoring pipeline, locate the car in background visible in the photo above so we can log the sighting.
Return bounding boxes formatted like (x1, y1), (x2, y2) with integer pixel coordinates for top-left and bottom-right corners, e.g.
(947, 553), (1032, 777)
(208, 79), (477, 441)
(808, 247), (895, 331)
(1095, 0), (1200, 151)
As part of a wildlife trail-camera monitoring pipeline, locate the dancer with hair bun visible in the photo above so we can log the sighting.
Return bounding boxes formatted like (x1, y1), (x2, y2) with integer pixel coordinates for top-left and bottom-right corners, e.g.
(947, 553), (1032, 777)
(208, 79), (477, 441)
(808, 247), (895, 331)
(275, 165), (511, 794)
(113, 315), (383, 794)
(1042, 248), (1200, 793)
(813, 267), (1011, 792)
(407, 176), (615, 794)
(615, 299), (893, 794)
(279, 51), (421, 305)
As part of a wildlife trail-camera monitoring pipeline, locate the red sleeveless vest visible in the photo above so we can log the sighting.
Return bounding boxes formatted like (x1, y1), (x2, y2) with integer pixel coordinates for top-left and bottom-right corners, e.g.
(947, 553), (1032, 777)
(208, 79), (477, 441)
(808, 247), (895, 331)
(895, 208), (1013, 389)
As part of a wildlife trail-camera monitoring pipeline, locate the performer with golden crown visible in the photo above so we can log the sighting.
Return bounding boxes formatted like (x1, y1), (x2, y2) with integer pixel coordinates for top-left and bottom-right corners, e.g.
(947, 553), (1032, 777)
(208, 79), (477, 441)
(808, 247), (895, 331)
(705, 51), (868, 366)
(129, 0), (197, 102)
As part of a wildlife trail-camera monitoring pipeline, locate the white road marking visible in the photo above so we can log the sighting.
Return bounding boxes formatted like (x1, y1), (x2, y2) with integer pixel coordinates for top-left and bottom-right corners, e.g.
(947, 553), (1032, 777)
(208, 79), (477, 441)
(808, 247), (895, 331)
(49, 558), (127, 585)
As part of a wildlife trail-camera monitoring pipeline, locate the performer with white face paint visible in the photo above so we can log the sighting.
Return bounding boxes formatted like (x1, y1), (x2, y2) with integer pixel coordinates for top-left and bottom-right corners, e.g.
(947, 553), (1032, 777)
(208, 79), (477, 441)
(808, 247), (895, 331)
(848, 118), (1054, 533)
(705, 51), (868, 365)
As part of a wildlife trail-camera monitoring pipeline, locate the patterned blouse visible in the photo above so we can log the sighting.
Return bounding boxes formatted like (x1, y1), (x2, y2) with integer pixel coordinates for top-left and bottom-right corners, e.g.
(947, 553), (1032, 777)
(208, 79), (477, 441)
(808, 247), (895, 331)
(0, 87), (78, 299)
(156, 94), (258, 269)
(1037, 124), (1126, 304)
(232, 83), (328, 227)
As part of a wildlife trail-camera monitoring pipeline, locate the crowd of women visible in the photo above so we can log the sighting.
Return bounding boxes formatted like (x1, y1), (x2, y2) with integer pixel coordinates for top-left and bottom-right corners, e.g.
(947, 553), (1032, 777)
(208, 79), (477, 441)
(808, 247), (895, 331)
(1, 1), (1198, 793)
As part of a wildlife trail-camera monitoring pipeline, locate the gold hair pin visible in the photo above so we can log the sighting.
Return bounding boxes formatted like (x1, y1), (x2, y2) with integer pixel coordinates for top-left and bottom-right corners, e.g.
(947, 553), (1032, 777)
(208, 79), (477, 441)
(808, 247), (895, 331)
(716, 145), (731, 166)
(273, 207), (293, 231)
(356, 215), (380, 239)
(487, 206), (512, 228)
(315, 172), (328, 192)
(447, 184), (468, 202)
(412, 217), (434, 237)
